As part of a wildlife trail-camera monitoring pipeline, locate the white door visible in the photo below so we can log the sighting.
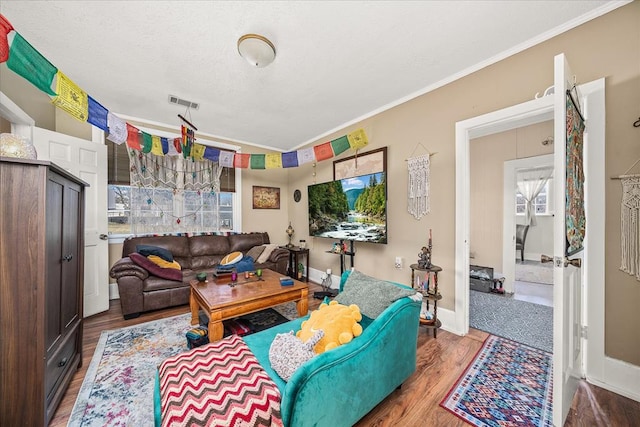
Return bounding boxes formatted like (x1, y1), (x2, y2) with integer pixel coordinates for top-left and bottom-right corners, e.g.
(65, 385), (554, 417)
(551, 53), (587, 426)
(33, 127), (109, 317)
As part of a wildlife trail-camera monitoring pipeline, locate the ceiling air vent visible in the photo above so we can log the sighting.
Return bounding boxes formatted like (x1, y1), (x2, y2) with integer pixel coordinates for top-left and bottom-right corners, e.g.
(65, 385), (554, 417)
(168, 95), (199, 110)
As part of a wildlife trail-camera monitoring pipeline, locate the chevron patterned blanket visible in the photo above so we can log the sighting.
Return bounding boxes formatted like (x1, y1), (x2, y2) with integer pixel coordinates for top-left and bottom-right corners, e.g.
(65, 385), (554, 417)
(158, 335), (283, 426)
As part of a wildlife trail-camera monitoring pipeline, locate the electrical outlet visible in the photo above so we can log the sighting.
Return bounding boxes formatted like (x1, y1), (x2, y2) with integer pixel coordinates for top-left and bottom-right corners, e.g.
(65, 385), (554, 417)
(326, 268), (332, 275)
(395, 256), (403, 269)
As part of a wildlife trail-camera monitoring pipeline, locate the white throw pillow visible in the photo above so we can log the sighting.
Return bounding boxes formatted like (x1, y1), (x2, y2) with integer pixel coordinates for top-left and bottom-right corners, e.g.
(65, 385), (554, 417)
(256, 244), (278, 263)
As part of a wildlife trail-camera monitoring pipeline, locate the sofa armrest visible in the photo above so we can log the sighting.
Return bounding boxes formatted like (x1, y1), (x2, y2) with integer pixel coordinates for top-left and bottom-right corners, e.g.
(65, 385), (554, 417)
(280, 296), (421, 427)
(269, 248), (289, 262)
(109, 257), (149, 281)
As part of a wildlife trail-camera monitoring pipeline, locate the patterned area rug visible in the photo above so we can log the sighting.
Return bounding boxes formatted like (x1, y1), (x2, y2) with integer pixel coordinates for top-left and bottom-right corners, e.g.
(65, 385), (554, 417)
(69, 302), (298, 427)
(440, 335), (553, 427)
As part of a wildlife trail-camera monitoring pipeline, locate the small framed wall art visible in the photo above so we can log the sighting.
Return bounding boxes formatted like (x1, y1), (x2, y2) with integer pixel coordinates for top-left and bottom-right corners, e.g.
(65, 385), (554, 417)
(252, 186), (280, 209)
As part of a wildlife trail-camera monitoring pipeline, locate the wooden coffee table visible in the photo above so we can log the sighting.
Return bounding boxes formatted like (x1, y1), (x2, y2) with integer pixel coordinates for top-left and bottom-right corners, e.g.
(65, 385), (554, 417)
(189, 268), (309, 342)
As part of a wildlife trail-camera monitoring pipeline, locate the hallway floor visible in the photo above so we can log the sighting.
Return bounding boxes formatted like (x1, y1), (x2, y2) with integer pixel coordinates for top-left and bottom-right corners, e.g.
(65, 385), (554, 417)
(514, 280), (553, 307)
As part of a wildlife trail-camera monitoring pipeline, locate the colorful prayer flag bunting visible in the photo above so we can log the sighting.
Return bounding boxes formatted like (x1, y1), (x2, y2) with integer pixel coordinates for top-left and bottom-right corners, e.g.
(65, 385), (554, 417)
(234, 153), (250, 168)
(0, 20), (370, 170)
(330, 135), (350, 156)
(160, 137), (169, 155)
(87, 96), (108, 131)
(219, 150), (234, 168)
(265, 153), (282, 169)
(203, 146), (220, 162)
(250, 154), (266, 169)
(6, 32), (57, 96)
(192, 143), (206, 160)
(0, 14), (14, 63)
(282, 151), (299, 168)
(173, 137), (182, 154)
(297, 147), (315, 165)
(53, 71), (88, 122)
(107, 112), (127, 144)
(126, 123), (141, 150)
(347, 128), (368, 149)
(140, 131), (152, 153)
(313, 141), (334, 161)
(151, 135), (163, 156)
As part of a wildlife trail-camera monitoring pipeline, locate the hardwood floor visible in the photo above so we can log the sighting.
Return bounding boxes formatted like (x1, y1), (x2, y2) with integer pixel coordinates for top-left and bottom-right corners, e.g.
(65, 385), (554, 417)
(51, 282), (640, 426)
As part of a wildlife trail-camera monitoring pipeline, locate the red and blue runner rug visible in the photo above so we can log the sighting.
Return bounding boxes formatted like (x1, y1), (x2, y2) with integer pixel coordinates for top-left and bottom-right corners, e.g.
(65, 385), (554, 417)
(440, 335), (553, 427)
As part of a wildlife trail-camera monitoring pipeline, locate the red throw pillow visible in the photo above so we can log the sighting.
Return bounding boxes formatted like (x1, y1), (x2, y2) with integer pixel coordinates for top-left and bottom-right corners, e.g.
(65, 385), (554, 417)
(129, 252), (182, 282)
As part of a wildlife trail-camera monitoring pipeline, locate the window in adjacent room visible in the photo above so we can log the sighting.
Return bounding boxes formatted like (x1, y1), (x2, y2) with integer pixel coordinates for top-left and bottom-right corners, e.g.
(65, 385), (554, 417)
(515, 179), (552, 215)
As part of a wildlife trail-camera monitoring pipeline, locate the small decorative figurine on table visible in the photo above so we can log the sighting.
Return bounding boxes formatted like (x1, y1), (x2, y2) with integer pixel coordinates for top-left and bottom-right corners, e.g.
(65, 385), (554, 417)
(418, 246), (431, 269)
(417, 229), (433, 269)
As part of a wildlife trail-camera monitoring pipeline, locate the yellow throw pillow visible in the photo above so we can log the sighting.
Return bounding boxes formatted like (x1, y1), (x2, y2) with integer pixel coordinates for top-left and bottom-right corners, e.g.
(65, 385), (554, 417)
(220, 251), (243, 266)
(147, 255), (181, 270)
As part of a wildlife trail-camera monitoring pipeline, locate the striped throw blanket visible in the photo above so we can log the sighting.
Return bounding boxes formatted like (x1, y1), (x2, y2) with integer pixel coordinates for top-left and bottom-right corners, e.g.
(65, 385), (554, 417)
(158, 335), (282, 426)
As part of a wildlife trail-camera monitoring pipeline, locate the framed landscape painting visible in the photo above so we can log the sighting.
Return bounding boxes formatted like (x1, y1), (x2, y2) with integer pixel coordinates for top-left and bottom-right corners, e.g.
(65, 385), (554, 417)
(252, 186), (280, 209)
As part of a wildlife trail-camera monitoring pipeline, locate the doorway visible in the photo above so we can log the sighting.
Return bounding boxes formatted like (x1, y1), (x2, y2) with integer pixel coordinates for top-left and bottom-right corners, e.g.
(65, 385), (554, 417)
(468, 124), (554, 351)
(504, 151), (555, 306)
(455, 71), (606, 425)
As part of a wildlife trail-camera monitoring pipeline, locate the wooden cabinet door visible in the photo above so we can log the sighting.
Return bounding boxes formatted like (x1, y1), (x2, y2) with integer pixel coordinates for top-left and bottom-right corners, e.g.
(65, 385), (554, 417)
(45, 173), (65, 355)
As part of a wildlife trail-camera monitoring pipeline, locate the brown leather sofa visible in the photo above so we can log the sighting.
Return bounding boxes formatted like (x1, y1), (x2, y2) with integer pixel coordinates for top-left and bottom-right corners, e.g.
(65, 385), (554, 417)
(109, 232), (289, 319)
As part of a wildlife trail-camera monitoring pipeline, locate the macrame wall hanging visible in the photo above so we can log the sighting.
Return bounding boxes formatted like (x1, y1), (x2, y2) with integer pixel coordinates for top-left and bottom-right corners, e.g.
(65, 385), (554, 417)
(407, 147), (432, 219)
(619, 174), (640, 281)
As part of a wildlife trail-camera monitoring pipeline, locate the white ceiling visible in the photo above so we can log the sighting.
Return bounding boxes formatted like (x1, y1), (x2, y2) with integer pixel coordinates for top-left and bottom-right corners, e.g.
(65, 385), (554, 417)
(0, 1), (623, 151)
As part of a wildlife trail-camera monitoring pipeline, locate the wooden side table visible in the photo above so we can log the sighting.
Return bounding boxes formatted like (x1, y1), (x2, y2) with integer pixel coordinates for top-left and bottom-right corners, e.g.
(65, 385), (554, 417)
(280, 246), (309, 282)
(410, 263), (442, 338)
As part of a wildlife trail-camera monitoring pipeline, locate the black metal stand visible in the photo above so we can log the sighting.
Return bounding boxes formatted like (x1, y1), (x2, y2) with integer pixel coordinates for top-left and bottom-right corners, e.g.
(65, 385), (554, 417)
(325, 239), (355, 275)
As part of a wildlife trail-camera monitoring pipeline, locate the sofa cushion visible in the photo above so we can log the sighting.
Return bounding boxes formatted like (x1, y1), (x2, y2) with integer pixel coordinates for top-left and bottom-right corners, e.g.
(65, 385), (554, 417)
(189, 235), (230, 270)
(335, 269), (417, 318)
(228, 232), (269, 253)
(136, 244), (174, 262)
(129, 253), (182, 282)
(257, 244), (279, 263)
(246, 245), (266, 261)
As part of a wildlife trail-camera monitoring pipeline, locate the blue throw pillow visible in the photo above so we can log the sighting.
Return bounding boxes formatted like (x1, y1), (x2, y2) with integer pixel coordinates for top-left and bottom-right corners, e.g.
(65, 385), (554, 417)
(218, 256), (255, 273)
(136, 244), (174, 262)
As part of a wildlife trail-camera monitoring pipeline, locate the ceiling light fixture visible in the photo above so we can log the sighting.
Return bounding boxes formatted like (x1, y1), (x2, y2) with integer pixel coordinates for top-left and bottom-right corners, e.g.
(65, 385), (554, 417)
(237, 34), (276, 68)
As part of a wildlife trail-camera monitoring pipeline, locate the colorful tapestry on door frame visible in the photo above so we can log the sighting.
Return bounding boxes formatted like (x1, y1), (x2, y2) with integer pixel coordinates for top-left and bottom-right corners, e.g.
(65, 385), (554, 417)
(565, 92), (586, 256)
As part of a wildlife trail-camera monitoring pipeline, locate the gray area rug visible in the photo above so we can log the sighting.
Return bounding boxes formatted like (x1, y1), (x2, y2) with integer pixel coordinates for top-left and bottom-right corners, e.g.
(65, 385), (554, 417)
(470, 290), (553, 353)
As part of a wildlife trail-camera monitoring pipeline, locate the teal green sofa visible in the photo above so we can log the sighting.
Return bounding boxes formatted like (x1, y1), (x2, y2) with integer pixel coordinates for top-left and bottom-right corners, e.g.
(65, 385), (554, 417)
(155, 271), (421, 426)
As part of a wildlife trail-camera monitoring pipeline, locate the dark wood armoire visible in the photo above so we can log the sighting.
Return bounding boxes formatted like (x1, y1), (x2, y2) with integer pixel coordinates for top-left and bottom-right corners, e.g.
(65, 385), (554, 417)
(0, 157), (87, 426)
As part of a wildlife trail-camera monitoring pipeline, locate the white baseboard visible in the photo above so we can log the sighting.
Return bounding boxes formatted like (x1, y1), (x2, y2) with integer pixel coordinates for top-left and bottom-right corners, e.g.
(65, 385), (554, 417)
(308, 267), (340, 289)
(109, 282), (120, 300)
(587, 356), (640, 403)
(437, 307), (460, 335)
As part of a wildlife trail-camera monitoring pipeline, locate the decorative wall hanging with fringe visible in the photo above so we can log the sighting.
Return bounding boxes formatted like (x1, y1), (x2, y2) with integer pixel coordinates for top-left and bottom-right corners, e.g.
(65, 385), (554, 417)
(407, 153), (431, 220)
(620, 174), (640, 281)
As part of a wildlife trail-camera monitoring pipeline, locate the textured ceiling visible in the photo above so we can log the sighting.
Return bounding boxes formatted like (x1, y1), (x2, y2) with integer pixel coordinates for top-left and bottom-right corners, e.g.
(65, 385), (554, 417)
(0, 1), (622, 151)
